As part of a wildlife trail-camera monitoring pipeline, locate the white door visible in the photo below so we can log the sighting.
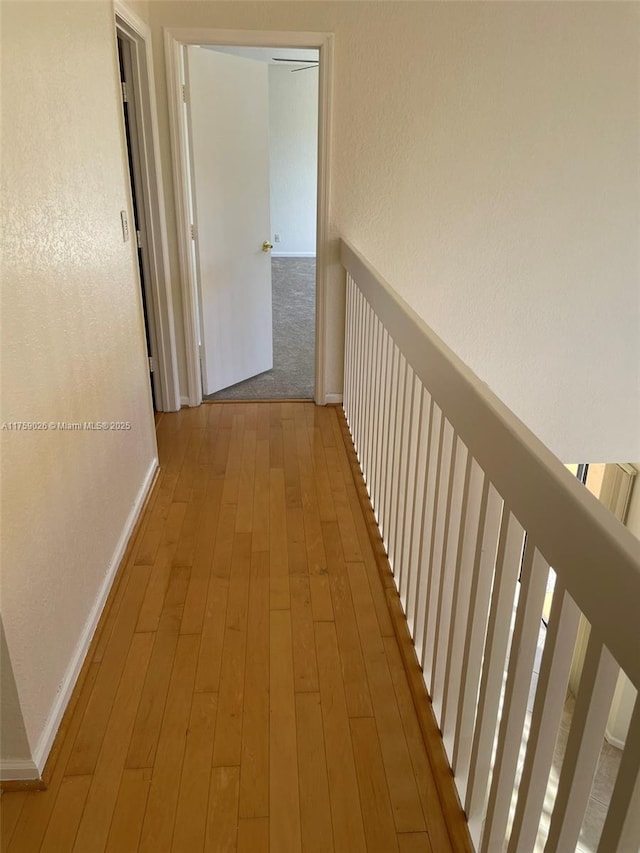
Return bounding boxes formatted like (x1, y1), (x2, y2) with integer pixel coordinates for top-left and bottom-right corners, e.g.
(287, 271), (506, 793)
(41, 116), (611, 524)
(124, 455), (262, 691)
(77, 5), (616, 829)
(186, 46), (273, 395)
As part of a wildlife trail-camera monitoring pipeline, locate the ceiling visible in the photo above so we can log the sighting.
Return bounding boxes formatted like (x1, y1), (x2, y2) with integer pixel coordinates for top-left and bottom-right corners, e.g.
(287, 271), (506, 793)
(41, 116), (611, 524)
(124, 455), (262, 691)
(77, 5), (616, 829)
(200, 46), (319, 65)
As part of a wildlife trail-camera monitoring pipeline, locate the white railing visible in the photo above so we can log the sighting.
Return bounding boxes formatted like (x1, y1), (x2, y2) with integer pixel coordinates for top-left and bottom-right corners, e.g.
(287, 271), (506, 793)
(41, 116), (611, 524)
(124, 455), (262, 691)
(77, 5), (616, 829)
(341, 239), (640, 853)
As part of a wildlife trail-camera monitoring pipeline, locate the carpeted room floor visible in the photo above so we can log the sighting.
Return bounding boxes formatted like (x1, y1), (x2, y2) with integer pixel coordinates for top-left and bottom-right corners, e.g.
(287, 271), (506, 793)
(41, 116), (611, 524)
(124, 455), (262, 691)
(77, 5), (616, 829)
(205, 257), (315, 401)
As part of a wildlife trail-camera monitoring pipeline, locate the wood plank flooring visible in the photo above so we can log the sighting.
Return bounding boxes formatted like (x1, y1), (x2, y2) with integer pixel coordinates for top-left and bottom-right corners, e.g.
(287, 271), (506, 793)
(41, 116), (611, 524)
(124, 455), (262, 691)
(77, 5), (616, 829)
(1, 403), (459, 852)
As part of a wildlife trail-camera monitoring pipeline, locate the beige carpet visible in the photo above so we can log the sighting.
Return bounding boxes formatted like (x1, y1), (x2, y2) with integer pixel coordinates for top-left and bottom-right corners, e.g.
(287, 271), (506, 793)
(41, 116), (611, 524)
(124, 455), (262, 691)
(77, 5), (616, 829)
(205, 258), (315, 401)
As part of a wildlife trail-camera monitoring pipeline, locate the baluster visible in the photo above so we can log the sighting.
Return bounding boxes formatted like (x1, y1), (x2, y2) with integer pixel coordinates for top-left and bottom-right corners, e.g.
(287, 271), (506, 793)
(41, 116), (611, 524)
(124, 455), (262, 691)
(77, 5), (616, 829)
(400, 382), (426, 616)
(481, 546), (549, 851)
(352, 286), (363, 455)
(362, 297), (373, 474)
(361, 300), (374, 487)
(395, 366), (416, 594)
(412, 402), (441, 665)
(366, 303), (379, 491)
(465, 508), (524, 844)
(381, 343), (399, 550)
(441, 455), (483, 752)
(508, 581), (581, 852)
(347, 275), (357, 425)
(373, 327), (389, 527)
(432, 437), (470, 720)
(545, 632), (619, 852)
(369, 317), (383, 520)
(597, 698), (640, 852)
(343, 275), (350, 421)
(422, 417), (455, 691)
(405, 391), (432, 636)
(356, 289), (368, 461)
(452, 482), (502, 794)
(388, 354), (407, 574)
(367, 313), (381, 498)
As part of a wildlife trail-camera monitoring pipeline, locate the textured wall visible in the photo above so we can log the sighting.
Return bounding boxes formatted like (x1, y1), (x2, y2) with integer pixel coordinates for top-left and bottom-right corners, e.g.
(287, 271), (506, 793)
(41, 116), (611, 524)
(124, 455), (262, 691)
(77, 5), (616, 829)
(150, 1), (639, 461)
(269, 64), (318, 256)
(124, 0), (150, 24)
(0, 619), (32, 773)
(1, 1), (157, 766)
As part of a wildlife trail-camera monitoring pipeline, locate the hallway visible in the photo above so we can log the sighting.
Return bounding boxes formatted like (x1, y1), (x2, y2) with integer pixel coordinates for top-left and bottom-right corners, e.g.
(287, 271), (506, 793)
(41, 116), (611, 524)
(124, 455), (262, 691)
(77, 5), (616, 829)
(1, 403), (460, 853)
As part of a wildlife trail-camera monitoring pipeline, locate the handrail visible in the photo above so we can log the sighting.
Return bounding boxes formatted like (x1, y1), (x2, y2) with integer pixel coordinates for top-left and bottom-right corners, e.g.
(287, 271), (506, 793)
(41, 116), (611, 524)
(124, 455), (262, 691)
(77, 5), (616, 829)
(340, 238), (640, 688)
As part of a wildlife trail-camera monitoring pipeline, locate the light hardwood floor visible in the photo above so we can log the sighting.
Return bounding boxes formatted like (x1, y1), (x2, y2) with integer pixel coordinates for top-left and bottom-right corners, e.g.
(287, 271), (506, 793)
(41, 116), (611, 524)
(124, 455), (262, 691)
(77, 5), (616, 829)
(1, 403), (463, 852)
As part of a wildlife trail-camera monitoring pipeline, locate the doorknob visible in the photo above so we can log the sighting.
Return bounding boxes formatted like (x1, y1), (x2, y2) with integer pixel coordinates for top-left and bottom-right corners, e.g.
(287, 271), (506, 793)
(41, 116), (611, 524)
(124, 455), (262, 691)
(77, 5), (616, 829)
(262, 241), (273, 252)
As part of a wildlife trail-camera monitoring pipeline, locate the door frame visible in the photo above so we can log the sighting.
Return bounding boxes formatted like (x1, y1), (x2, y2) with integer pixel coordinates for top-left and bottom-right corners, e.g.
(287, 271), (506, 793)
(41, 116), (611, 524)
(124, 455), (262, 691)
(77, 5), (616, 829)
(164, 27), (334, 406)
(115, 2), (181, 411)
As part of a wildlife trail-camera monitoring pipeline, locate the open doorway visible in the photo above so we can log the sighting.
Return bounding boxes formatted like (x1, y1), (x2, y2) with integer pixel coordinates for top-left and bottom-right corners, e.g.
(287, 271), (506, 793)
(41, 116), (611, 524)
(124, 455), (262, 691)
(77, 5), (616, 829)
(164, 27), (333, 408)
(117, 34), (157, 409)
(183, 45), (319, 401)
(114, 7), (181, 413)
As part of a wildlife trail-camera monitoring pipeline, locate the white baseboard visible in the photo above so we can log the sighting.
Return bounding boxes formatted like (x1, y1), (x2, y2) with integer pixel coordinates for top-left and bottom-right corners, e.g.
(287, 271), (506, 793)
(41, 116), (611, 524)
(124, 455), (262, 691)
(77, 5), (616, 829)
(30, 458), (159, 776)
(604, 728), (626, 750)
(324, 393), (343, 405)
(0, 757), (40, 782)
(271, 252), (316, 259)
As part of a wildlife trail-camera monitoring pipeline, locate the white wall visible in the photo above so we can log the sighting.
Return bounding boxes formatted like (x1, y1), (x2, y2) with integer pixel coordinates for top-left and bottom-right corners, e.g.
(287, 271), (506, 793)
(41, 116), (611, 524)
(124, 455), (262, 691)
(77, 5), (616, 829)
(125, 0), (150, 24)
(268, 64), (318, 257)
(0, 619), (32, 776)
(1, 0), (157, 775)
(149, 2), (639, 461)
